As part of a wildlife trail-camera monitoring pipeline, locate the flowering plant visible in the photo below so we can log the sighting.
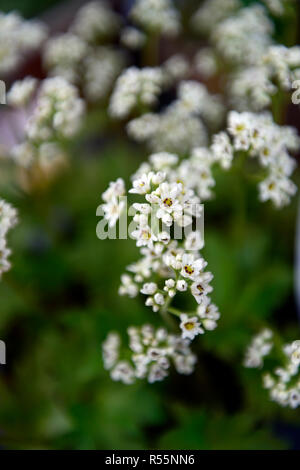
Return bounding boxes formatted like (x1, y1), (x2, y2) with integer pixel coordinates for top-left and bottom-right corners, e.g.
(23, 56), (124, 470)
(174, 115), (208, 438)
(0, 0), (300, 450)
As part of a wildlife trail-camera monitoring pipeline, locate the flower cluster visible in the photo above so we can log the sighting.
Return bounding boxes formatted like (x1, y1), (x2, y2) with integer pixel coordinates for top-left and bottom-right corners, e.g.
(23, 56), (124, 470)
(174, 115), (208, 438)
(191, 0), (240, 35)
(71, 1), (121, 42)
(120, 27), (146, 50)
(192, 1), (300, 112)
(8, 77), (85, 172)
(244, 329), (273, 368)
(0, 199), (18, 277)
(100, 150), (220, 375)
(212, 111), (299, 207)
(263, 340), (300, 409)
(130, 0), (180, 36)
(101, 178), (126, 228)
(109, 67), (164, 118)
(0, 11), (47, 74)
(212, 5), (273, 66)
(43, 3), (124, 103)
(245, 333), (300, 409)
(7, 77), (38, 108)
(127, 81), (224, 154)
(102, 325), (197, 384)
(230, 45), (300, 111)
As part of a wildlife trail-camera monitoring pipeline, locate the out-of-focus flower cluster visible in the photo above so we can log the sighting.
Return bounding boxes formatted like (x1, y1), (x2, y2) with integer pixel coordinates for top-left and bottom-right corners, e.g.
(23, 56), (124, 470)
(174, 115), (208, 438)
(42, 2), (125, 103)
(130, 0), (181, 36)
(0, 199), (18, 277)
(244, 329), (273, 368)
(126, 80), (224, 154)
(245, 333), (300, 409)
(0, 11), (47, 74)
(109, 67), (164, 118)
(192, 0), (300, 111)
(43, 2), (124, 103)
(102, 326), (197, 384)
(8, 76), (85, 173)
(213, 111), (299, 207)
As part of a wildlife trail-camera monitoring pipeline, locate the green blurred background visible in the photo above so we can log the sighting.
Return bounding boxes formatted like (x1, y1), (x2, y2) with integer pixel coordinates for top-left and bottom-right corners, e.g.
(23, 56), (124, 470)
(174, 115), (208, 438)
(0, 0), (299, 450)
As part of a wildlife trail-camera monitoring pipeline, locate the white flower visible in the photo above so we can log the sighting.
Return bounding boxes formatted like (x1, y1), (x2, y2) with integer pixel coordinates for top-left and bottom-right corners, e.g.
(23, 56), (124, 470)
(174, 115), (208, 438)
(190, 272), (213, 304)
(211, 132), (234, 169)
(184, 231), (204, 251)
(289, 390), (300, 409)
(180, 314), (204, 340)
(197, 298), (220, 331)
(130, 173), (153, 195)
(180, 254), (207, 280)
(259, 175), (297, 208)
(132, 224), (158, 248)
(228, 111), (252, 150)
(111, 361), (136, 385)
(152, 182), (183, 227)
(102, 197), (125, 227)
(102, 178), (125, 202)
